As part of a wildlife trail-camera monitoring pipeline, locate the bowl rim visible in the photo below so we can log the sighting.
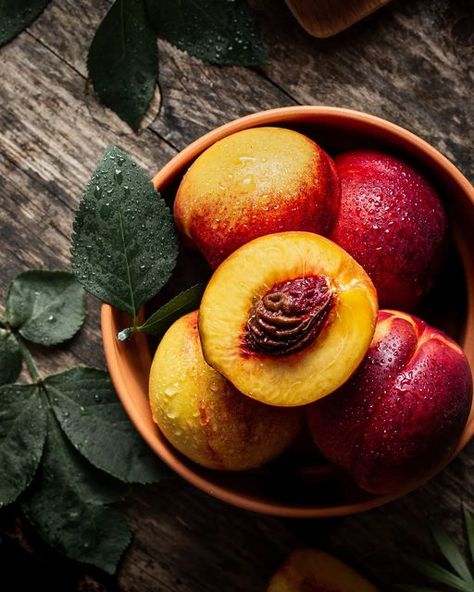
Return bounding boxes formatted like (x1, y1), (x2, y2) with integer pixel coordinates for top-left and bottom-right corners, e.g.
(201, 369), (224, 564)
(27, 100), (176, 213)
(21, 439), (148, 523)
(102, 106), (474, 518)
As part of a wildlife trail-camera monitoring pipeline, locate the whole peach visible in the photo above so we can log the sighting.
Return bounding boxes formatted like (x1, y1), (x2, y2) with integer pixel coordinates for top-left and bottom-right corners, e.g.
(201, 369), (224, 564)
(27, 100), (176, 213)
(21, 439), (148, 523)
(307, 310), (472, 494)
(330, 150), (447, 309)
(174, 127), (340, 268)
(149, 311), (302, 470)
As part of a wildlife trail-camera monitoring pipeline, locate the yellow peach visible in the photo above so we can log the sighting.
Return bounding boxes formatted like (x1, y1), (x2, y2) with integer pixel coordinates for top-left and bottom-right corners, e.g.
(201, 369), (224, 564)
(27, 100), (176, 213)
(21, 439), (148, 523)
(149, 311), (302, 470)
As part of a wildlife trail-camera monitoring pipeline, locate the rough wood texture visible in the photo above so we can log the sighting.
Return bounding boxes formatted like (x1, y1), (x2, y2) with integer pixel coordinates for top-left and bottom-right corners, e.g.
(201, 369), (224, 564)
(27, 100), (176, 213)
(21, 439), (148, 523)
(0, 0), (473, 590)
(285, 0), (391, 37)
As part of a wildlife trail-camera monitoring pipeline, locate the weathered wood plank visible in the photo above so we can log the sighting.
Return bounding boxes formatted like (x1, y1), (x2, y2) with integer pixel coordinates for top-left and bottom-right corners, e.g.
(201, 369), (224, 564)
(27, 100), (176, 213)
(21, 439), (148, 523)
(0, 0), (473, 590)
(259, 0), (473, 177)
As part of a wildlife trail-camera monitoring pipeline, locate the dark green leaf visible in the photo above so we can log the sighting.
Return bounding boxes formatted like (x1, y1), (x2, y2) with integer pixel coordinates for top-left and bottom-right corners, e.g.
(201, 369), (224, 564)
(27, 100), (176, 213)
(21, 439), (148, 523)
(71, 145), (178, 318)
(0, 0), (50, 47)
(6, 271), (86, 346)
(0, 329), (22, 385)
(145, 0), (267, 66)
(430, 523), (473, 583)
(45, 367), (169, 483)
(22, 414), (130, 574)
(408, 557), (473, 592)
(0, 384), (46, 506)
(87, 0), (158, 130)
(133, 283), (204, 337)
(463, 503), (474, 564)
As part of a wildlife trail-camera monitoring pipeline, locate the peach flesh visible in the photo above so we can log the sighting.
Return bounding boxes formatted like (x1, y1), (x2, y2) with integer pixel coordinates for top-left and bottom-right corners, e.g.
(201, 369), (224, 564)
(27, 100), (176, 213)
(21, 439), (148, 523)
(245, 275), (335, 356)
(308, 310), (473, 494)
(174, 127), (340, 268)
(330, 150), (447, 309)
(199, 232), (378, 407)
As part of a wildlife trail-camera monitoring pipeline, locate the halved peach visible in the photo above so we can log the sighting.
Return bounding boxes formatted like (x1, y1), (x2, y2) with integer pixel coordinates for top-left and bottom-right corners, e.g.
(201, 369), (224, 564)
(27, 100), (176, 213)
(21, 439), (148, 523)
(199, 232), (378, 406)
(149, 311), (302, 470)
(267, 549), (378, 592)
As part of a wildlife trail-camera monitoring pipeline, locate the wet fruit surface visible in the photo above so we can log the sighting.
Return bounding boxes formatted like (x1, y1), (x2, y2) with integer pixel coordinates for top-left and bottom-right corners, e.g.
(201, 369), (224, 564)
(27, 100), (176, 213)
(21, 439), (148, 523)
(330, 150), (447, 309)
(174, 127), (340, 268)
(267, 549), (378, 591)
(199, 232), (378, 407)
(308, 310), (473, 494)
(148, 311), (302, 470)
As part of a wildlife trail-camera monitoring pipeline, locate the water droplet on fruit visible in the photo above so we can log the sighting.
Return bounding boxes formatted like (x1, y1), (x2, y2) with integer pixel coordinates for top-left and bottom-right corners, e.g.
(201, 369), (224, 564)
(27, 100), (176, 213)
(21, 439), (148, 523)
(164, 385), (177, 397)
(47, 314), (55, 322)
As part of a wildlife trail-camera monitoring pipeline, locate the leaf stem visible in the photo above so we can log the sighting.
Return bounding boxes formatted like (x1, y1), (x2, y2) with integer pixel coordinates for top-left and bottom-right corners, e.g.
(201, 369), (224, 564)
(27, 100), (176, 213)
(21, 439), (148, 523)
(15, 335), (42, 384)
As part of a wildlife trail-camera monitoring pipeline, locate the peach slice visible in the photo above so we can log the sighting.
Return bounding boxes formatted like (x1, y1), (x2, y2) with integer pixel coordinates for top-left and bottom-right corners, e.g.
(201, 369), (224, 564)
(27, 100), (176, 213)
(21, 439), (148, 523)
(149, 311), (302, 470)
(174, 127), (340, 268)
(199, 232), (378, 407)
(267, 549), (378, 592)
(308, 310), (473, 494)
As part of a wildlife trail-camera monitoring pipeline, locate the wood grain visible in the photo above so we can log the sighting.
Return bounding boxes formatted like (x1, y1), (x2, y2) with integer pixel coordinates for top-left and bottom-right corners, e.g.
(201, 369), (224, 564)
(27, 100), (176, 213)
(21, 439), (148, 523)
(0, 0), (473, 590)
(285, 0), (391, 37)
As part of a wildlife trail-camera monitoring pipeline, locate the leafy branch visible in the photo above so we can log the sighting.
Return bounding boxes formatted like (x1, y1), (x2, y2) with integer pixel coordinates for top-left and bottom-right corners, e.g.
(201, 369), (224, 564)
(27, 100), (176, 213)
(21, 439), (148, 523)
(0, 270), (169, 573)
(1, 0), (267, 130)
(71, 144), (203, 340)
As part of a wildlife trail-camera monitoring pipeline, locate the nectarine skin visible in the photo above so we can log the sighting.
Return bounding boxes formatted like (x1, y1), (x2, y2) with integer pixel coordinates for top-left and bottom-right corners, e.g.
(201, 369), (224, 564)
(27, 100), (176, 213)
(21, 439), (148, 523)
(149, 311), (302, 471)
(308, 310), (473, 494)
(330, 150), (447, 309)
(174, 127), (340, 268)
(267, 549), (378, 592)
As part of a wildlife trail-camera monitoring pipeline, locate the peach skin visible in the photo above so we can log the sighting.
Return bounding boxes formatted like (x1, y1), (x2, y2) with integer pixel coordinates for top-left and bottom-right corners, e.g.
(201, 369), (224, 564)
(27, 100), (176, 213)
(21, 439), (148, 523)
(149, 311), (302, 470)
(174, 127), (340, 268)
(331, 150), (447, 309)
(267, 548), (378, 592)
(308, 310), (473, 494)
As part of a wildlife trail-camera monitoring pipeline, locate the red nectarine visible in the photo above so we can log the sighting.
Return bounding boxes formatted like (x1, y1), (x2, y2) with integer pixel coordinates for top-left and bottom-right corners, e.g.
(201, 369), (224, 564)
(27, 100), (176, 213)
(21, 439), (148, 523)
(307, 310), (472, 494)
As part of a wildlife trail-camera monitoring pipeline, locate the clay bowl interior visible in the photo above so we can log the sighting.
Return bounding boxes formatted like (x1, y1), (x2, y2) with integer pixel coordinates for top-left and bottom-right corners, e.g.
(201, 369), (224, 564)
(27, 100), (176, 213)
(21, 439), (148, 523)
(102, 106), (474, 518)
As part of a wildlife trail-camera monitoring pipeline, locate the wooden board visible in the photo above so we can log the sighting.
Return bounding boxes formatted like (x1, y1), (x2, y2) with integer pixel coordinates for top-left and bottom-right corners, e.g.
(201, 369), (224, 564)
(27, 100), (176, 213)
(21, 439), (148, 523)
(285, 0), (391, 37)
(0, 0), (473, 590)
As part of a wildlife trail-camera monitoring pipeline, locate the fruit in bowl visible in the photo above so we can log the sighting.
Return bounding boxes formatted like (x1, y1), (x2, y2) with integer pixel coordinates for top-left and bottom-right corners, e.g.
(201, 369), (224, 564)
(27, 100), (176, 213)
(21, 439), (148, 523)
(174, 127), (340, 268)
(307, 310), (473, 494)
(199, 231), (378, 407)
(331, 150), (447, 309)
(149, 311), (302, 470)
(103, 106), (474, 517)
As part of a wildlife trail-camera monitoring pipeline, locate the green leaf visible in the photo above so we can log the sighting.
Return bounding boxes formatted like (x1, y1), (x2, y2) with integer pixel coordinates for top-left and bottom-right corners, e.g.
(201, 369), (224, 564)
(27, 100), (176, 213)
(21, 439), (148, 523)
(0, 329), (22, 385)
(132, 283), (204, 337)
(408, 557), (473, 592)
(22, 414), (130, 574)
(0, 384), (47, 507)
(87, 0), (158, 130)
(45, 367), (169, 483)
(0, 0), (50, 47)
(145, 0), (267, 66)
(6, 271), (86, 346)
(430, 523), (474, 583)
(71, 145), (178, 318)
(463, 503), (474, 564)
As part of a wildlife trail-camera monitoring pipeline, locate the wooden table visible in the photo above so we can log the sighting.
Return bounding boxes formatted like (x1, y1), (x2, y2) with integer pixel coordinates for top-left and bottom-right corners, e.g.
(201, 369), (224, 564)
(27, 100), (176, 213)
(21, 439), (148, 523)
(0, 1), (472, 590)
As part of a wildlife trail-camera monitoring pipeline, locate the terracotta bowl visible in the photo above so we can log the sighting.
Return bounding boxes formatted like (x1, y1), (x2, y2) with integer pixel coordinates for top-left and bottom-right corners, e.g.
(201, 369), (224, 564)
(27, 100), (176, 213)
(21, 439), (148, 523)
(102, 106), (474, 518)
